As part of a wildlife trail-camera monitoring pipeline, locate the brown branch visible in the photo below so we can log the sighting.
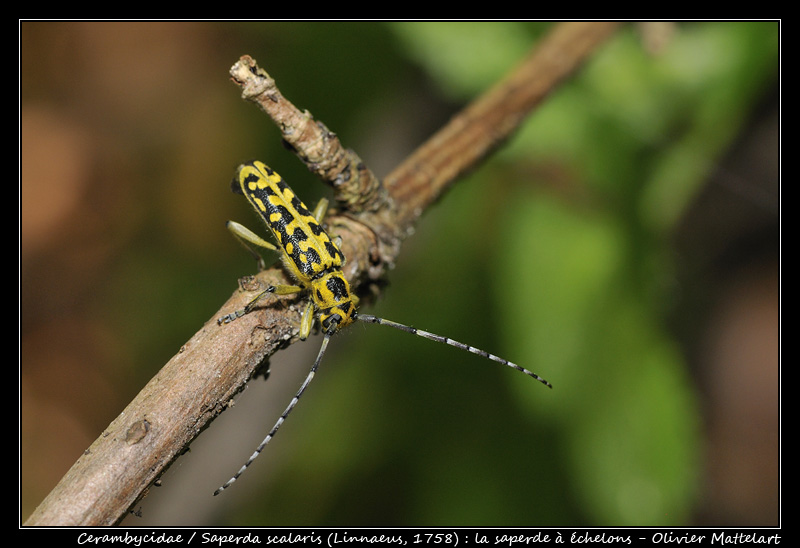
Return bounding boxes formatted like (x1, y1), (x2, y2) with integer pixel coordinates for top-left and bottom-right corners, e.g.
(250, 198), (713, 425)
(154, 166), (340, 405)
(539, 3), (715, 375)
(229, 56), (390, 216)
(385, 22), (623, 233)
(23, 21), (621, 527)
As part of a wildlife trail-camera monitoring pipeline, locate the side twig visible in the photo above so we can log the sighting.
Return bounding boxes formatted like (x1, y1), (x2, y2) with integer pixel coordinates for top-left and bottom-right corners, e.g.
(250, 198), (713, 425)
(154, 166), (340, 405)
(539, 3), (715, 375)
(24, 21), (621, 526)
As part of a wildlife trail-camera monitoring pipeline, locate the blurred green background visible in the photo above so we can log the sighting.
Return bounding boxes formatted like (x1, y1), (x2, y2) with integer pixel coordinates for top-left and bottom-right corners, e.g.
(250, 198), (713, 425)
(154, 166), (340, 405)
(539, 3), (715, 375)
(20, 21), (779, 526)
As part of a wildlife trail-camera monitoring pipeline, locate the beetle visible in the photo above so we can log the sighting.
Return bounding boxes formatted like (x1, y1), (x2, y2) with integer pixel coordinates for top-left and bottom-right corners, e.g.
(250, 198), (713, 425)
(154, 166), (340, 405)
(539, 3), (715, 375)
(214, 161), (550, 495)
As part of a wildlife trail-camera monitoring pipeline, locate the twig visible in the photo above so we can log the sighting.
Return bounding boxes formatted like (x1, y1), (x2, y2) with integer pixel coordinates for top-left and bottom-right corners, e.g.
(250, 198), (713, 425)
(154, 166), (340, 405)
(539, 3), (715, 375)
(385, 21), (623, 233)
(23, 21), (621, 527)
(229, 55), (390, 215)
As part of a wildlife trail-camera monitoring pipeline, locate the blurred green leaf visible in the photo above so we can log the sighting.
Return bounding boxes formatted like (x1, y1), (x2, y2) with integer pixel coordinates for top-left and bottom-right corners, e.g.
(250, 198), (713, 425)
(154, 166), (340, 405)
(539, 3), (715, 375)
(389, 22), (543, 99)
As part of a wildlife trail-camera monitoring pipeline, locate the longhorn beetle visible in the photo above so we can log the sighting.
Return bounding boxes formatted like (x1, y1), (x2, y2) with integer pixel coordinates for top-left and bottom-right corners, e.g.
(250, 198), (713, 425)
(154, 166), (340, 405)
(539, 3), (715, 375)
(214, 161), (551, 495)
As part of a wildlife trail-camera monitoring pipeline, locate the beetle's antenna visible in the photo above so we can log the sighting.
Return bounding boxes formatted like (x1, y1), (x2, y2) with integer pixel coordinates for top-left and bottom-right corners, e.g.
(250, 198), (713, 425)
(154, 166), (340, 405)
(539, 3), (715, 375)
(354, 313), (551, 388)
(214, 331), (334, 495)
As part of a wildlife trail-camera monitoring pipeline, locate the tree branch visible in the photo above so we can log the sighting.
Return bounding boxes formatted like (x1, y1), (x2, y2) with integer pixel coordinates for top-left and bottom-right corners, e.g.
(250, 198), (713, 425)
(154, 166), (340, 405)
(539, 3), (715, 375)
(23, 21), (621, 526)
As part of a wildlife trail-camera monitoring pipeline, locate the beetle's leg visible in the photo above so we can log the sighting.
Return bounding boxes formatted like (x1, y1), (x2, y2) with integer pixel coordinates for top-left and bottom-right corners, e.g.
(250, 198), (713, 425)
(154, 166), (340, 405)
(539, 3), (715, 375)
(226, 220), (278, 271)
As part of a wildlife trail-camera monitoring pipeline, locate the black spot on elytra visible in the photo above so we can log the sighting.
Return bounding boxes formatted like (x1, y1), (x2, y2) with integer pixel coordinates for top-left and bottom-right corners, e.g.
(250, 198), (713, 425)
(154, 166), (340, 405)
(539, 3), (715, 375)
(325, 241), (343, 262)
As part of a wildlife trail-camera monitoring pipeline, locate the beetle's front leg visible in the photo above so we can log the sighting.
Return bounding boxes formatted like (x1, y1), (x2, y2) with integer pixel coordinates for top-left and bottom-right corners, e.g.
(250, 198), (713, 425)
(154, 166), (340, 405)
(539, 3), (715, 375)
(218, 283), (304, 325)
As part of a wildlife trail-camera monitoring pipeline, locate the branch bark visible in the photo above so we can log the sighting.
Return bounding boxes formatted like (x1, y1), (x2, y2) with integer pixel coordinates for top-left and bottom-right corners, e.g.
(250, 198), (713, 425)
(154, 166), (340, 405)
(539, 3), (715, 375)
(23, 21), (621, 526)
